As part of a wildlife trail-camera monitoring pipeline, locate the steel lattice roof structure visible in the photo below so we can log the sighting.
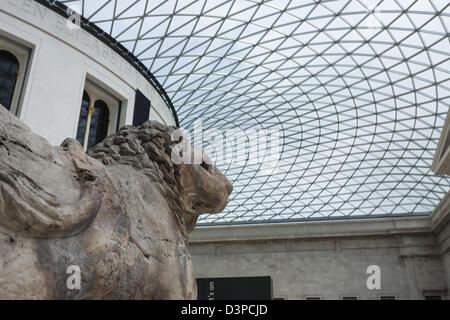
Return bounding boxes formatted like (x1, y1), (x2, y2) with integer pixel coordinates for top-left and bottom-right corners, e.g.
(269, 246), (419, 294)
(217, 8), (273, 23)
(55, 0), (450, 225)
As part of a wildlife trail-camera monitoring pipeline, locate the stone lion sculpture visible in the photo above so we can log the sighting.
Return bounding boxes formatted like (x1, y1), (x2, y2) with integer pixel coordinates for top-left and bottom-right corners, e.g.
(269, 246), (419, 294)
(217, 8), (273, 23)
(0, 106), (232, 299)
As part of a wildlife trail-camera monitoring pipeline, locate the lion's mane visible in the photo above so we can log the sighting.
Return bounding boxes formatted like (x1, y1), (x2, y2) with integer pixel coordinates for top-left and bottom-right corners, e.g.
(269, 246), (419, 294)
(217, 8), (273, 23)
(87, 121), (189, 233)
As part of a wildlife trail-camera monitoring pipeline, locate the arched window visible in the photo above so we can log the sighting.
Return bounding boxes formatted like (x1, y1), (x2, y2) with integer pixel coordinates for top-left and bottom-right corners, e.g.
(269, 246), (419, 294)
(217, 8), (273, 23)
(89, 99), (110, 148)
(76, 91), (110, 150)
(0, 50), (19, 111)
(76, 90), (90, 146)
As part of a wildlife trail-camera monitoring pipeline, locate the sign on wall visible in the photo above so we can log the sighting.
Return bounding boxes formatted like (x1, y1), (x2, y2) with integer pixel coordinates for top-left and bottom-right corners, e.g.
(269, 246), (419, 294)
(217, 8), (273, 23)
(196, 276), (273, 300)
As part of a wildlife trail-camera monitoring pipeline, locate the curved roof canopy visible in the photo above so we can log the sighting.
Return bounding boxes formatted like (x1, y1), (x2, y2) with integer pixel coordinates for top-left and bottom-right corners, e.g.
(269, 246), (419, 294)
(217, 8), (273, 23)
(59, 0), (450, 225)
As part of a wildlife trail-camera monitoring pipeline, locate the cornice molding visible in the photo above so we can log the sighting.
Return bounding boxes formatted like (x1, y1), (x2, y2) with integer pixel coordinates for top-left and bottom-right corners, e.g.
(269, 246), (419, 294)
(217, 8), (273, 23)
(189, 216), (432, 244)
(431, 108), (450, 175)
(430, 191), (450, 234)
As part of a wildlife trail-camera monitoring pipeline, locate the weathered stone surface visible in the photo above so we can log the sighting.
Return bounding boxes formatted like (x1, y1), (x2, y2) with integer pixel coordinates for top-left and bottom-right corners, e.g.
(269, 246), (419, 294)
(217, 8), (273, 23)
(0, 107), (232, 299)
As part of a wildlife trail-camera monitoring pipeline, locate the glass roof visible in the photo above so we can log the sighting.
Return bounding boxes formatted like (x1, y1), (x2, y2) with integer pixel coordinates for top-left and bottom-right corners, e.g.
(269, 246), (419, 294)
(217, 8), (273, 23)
(59, 0), (450, 225)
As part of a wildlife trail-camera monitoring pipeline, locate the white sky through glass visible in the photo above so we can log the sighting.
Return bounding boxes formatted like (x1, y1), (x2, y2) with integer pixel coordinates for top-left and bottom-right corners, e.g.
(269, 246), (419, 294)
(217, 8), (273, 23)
(61, 0), (450, 225)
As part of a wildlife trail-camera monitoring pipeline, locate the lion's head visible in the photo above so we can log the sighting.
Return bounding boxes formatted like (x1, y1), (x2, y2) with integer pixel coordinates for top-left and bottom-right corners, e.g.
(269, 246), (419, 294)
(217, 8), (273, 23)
(180, 146), (233, 214)
(88, 121), (232, 235)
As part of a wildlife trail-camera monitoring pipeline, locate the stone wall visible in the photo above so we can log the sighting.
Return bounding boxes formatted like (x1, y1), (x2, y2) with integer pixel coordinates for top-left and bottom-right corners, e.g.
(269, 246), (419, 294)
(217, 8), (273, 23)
(189, 208), (450, 300)
(433, 192), (450, 297)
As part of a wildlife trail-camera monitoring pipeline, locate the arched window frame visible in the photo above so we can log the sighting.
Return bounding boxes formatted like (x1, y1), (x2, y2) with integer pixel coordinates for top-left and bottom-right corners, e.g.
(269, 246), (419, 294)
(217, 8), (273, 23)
(0, 50), (19, 111)
(76, 79), (121, 151)
(0, 34), (31, 115)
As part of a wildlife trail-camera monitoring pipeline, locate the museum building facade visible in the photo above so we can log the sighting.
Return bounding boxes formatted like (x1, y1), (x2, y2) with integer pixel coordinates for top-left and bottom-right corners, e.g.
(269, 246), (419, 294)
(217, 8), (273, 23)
(0, 0), (177, 148)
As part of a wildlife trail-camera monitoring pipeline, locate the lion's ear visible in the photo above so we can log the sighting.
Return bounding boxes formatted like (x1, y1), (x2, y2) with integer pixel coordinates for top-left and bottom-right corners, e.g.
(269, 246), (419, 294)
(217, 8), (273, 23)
(0, 108), (104, 238)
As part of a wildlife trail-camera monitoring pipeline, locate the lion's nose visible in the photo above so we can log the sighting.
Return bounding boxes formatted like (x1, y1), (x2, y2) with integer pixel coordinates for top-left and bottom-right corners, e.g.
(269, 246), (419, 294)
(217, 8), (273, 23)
(225, 180), (233, 195)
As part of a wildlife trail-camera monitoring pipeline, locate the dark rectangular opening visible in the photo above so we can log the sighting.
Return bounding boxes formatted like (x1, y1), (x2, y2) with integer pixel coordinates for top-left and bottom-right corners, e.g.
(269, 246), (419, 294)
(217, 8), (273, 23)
(133, 89), (150, 126)
(196, 276), (273, 300)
